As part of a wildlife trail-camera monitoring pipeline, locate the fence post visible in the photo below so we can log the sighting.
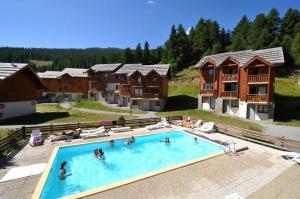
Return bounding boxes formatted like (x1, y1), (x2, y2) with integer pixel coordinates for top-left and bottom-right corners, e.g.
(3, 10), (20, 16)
(22, 126), (26, 139)
(78, 122), (80, 129)
(281, 136), (285, 147)
(50, 123), (53, 134)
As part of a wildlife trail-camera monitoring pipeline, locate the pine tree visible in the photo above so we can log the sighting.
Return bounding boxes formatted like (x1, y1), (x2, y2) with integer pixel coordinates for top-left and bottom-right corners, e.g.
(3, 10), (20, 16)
(281, 8), (300, 36)
(123, 48), (134, 64)
(291, 33), (300, 65)
(134, 43), (143, 63)
(143, 41), (151, 65)
(176, 24), (193, 68)
(231, 16), (251, 50)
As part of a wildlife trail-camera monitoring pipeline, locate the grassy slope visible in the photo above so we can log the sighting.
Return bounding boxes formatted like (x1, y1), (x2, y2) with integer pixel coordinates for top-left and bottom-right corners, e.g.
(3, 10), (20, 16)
(75, 100), (146, 114)
(158, 66), (263, 132)
(28, 60), (52, 67)
(0, 104), (133, 125)
(274, 72), (300, 126)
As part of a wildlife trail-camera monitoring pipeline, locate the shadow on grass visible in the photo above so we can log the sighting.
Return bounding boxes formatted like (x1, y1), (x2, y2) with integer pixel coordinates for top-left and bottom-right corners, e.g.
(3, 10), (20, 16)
(0, 112), (70, 125)
(163, 95), (198, 111)
(274, 93), (300, 122)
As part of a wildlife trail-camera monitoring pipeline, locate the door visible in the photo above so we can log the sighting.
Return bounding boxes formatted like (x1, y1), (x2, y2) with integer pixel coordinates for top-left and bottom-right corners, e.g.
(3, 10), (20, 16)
(149, 100), (155, 111)
(210, 97), (216, 110)
(247, 104), (256, 120)
(223, 100), (229, 113)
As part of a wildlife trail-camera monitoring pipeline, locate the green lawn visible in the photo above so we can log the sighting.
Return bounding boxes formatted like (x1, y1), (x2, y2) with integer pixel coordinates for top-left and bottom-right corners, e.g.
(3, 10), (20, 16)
(75, 100), (146, 114)
(274, 72), (300, 126)
(28, 60), (52, 67)
(0, 104), (133, 125)
(0, 128), (16, 139)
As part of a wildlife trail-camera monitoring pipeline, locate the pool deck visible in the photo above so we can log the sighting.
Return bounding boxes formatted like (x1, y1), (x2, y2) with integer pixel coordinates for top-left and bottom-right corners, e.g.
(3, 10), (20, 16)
(0, 127), (298, 199)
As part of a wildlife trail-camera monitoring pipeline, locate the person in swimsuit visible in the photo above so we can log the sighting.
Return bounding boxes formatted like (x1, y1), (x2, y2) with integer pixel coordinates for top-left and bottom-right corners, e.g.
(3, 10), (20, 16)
(59, 161), (67, 180)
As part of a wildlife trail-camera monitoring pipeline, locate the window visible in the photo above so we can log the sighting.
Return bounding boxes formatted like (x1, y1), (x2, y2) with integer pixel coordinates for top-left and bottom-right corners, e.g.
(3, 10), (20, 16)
(227, 68), (236, 74)
(104, 74), (108, 78)
(231, 100), (239, 107)
(153, 77), (157, 82)
(258, 105), (269, 113)
(134, 88), (143, 96)
(204, 83), (214, 90)
(132, 100), (138, 105)
(138, 77), (142, 84)
(152, 88), (159, 94)
(116, 85), (119, 90)
(155, 100), (160, 106)
(208, 68), (213, 76)
(224, 83), (237, 91)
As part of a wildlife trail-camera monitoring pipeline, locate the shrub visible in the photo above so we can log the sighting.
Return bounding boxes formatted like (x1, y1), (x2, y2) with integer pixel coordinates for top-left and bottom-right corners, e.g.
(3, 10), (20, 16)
(117, 116), (126, 127)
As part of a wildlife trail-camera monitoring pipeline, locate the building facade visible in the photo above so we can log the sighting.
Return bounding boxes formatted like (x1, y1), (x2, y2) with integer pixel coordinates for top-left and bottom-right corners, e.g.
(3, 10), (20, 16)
(38, 68), (88, 102)
(115, 64), (170, 111)
(87, 63), (122, 103)
(195, 47), (284, 121)
(0, 63), (45, 120)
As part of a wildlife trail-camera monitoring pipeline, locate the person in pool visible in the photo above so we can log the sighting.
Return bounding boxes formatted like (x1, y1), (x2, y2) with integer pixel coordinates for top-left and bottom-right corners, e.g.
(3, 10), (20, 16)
(109, 140), (114, 147)
(59, 161), (67, 180)
(194, 137), (198, 143)
(124, 136), (135, 145)
(161, 137), (170, 143)
(99, 149), (105, 158)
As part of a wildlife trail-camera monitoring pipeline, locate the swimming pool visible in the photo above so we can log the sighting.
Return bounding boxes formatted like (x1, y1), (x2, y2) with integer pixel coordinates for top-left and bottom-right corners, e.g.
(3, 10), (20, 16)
(35, 131), (225, 199)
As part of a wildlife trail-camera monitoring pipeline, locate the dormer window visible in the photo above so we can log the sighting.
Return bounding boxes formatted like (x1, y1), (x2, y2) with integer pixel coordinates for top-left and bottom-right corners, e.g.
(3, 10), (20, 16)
(138, 77), (142, 84)
(208, 68), (213, 76)
(153, 77), (157, 82)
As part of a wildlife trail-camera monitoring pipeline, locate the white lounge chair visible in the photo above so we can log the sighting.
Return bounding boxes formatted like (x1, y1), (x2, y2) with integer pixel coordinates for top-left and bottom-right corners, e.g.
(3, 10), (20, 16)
(80, 128), (107, 139)
(197, 122), (215, 133)
(279, 151), (300, 159)
(81, 126), (104, 134)
(158, 117), (171, 128)
(193, 120), (202, 129)
(111, 126), (132, 132)
(29, 129), (43, 146)
(145, 123), (164, 130)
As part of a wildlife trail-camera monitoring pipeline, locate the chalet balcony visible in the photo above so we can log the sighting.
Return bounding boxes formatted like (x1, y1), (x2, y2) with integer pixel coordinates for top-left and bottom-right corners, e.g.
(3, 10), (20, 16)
(142, 93), (160, 98)
(222, 74), (238, 82)
(248, 74), (269, 83)
(247, 94), (268, 102)
(119, 84), (131, 96)
(201, 89), (217, 95)
(221, 91), (238, 98)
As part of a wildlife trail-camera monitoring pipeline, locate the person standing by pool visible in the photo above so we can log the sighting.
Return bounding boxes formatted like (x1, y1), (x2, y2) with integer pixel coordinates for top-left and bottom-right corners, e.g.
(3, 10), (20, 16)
(59, 161), (67, 180)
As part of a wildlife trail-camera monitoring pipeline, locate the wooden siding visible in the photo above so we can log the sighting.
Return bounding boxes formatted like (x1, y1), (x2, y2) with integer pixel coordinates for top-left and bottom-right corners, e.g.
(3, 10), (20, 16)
(0, 67), (44, 102)
(199, 57), (276, 103)
(42, 75), (88, 93)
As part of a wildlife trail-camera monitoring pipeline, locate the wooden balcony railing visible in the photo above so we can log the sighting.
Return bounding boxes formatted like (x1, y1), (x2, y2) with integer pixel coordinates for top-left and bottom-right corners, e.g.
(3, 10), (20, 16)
(222, 74), (238, 81)
(247, 94), (268, 102)
(248, 74), (268, 82)
(201, 89), (217, 95)
(221, 91), (238, 98)
(119, 84), (131, 96)
(143, 93), (160, 98)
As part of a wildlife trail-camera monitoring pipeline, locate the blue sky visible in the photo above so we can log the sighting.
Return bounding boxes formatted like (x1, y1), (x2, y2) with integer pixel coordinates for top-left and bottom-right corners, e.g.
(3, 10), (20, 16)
(0, 0), (299, 49)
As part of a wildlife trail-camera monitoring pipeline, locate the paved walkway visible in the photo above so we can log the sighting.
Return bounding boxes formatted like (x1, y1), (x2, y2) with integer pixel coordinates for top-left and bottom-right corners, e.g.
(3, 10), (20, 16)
(255, 120), (300, 142)
(0, 127), (296, 199)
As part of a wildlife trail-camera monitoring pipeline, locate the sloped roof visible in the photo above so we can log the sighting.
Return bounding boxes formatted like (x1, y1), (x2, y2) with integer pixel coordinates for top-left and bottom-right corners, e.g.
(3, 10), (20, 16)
(90, 63), (122, 72)
(0, 63), (29, 80)
(38, 68), (88, 78)
(195, 47), (284, 68)
(62, 68), (87, 77)
(115, 64), (170, 76)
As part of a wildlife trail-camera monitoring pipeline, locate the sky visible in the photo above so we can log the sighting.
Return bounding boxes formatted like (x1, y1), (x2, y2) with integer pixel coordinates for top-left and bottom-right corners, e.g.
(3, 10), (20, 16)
(0, 0), (299, 49)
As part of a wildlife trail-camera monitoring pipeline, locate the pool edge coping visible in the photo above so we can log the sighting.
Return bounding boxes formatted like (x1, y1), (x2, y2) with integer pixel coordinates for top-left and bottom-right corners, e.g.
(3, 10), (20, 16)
(31, 130), (225, 199)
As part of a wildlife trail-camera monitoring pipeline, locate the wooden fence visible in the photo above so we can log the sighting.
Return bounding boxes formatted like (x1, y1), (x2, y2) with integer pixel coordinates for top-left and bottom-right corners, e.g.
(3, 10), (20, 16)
(216, 123), (300, 151)
(0, 116), (182, 157)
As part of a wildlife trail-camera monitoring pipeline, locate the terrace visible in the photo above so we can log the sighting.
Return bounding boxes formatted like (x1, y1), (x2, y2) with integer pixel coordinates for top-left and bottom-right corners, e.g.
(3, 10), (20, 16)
(0, 117), (299, 199)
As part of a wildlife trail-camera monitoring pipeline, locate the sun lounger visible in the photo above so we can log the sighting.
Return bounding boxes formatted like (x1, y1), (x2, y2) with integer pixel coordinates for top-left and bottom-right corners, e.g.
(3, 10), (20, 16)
(192, 120), (202, 129)
(81, 126), (104, 134)
(111, 127), (132, 132)
(80, 128), (107, 139)
(157, 117), (171, 127)
(279, 151), (300, 159)
(29, 129), (44, 147)
(196, 122), (215, 133)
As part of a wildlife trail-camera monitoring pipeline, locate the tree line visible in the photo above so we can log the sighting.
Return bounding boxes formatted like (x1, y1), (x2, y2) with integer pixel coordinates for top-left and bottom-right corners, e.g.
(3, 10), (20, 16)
(0, 8), (299, 73)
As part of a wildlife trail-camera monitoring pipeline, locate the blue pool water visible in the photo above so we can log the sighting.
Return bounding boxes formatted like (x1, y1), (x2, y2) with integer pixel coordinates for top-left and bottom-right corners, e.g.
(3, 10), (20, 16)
(40, 131), (224, 199)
